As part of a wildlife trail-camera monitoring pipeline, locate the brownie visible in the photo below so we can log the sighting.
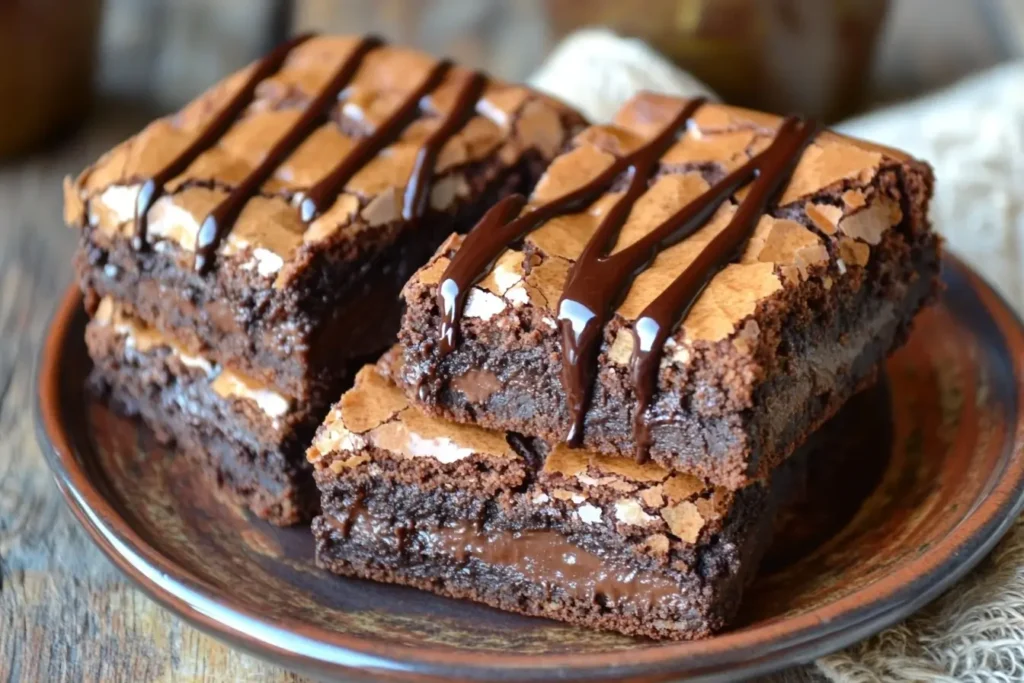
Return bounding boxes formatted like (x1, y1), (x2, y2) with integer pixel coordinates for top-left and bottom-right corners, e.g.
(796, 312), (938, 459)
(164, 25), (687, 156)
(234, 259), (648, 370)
(308, 362), (783, 640)
(64, 35), (584, 522)
(85, 298), (318, 524)
(394, 93), (940, 488)
(63, 34), (584, 403)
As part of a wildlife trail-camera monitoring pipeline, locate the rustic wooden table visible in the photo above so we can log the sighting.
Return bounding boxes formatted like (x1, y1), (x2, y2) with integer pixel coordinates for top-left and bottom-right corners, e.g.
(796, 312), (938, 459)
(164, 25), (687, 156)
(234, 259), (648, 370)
(1, 2), (1021, 681)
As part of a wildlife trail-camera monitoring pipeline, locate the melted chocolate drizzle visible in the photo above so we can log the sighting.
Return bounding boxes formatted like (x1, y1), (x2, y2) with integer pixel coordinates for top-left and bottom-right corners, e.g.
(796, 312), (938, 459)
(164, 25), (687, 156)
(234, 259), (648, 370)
(133, 33), (489, 274)
(629, 116), (819, 459)
(437, 100), (820, 453)
(300, 59), (459, 222)
(193, 35), (383, 273)
(437, 193), (528, 352)
(435, 98), (708, 355)
(404, 72), (489, 221)
(132, 32), (315, 250)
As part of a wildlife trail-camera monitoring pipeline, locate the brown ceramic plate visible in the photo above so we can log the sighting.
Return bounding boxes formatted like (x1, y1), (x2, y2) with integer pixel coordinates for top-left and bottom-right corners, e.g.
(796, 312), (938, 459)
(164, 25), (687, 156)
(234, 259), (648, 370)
(37, 255), (1024, 683)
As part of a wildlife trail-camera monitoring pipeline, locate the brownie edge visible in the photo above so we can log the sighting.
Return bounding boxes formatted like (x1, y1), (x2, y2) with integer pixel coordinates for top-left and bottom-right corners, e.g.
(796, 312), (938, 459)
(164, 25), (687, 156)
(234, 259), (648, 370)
(85, 298), (321, 525)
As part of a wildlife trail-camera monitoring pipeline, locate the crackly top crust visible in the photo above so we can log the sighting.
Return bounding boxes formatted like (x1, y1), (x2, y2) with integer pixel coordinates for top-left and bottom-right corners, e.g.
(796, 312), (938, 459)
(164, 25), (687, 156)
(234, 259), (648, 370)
(406, 93), (917, 355)
(308, 364), (518, 468)
(308, 364), (735, 546)
(63, 35), (583, 288)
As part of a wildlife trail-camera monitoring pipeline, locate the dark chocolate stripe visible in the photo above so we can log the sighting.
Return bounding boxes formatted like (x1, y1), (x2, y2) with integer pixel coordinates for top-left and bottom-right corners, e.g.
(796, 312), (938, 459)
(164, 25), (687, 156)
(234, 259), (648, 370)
(435, 98), (708, 355)
(193, 35), (383, 273)
(403, 71), (489, 221)
(559, 116), (818, 447)
(630, 118), (819, 459)
(438, 99), (820, 451)
(135, 34), (485, 274)
(298, 60), (456, 222)
(557, 101), (711, 445)
(133, 32), (314, 250)
(437, 194), (528, 351)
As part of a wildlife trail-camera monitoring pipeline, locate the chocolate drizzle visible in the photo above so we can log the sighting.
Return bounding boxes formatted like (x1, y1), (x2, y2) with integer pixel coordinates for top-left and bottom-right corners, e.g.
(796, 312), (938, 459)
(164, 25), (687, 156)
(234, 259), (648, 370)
(631, 117), (819, 459)
(403, 72), (489, 221)
(435, 98), (707, 354)
(437, 99), (820, 452)
(132, 33), (490, 274)
(300, 59), (469, 223)
(193, 35), (383, 273)
(437, 194), (527, 352)
(132, 32), (314, 250)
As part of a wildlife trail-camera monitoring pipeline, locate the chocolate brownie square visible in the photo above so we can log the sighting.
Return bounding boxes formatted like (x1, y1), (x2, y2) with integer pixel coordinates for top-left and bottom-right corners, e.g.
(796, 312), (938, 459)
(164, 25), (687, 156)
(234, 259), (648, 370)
(86, 298), (319, 524)
(308, 362), (776, 640)
(307, 356), (889, 640)
(393, 94), (939, 488)
(64, 34), (584, 403)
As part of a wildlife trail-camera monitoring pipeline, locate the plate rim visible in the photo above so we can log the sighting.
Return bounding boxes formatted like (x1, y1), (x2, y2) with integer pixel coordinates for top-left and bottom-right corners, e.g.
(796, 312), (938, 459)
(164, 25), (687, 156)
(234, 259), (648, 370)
(35, 254), (1024, 683)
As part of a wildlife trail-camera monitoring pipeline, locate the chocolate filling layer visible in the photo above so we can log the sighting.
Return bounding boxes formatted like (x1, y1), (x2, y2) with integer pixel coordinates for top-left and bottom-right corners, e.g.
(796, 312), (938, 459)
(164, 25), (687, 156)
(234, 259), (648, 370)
(340, 505), (684, 614)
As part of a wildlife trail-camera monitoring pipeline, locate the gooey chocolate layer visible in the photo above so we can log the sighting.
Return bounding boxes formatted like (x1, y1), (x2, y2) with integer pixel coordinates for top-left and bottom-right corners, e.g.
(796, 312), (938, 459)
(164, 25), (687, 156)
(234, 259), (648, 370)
(339, 504), (685, 613)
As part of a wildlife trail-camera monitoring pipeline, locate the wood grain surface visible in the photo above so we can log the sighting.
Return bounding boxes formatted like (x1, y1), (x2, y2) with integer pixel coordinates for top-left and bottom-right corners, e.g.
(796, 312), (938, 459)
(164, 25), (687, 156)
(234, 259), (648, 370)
(0, 2), (1021, 681)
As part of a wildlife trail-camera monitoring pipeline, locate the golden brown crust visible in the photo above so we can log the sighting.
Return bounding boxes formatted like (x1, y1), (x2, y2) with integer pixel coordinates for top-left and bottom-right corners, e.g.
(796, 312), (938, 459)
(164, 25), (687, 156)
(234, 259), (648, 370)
(406, 93), (913, 347)
(308, 365), (517, 468)
(65, 36), (582, 289)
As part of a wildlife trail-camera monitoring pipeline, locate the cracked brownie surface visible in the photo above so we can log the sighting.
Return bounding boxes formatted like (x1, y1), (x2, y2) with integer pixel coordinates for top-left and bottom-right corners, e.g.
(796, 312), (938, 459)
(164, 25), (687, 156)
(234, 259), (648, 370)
(394, 93), (939, 486)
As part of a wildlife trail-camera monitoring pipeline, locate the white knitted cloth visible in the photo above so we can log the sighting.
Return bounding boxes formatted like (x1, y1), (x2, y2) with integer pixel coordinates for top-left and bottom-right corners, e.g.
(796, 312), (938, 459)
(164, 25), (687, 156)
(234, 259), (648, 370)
(530, 29), (1024, 682)
(839, 64), (1024, 315)
(529, 29), (717, 122)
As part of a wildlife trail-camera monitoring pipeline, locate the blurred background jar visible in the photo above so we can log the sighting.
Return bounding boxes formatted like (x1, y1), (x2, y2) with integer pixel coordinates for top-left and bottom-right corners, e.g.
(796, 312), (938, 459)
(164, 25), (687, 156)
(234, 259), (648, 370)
(294, 0), (1019, 123)
(0, 0), (103, 159)
(296, 0), (890, 120)
(1, 0), (1020, 159)
(545, 0), (891, 121)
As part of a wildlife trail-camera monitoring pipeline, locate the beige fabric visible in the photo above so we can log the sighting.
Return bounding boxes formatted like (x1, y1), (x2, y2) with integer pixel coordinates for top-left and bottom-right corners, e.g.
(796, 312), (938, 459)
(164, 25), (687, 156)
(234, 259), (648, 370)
(529, 29), (716, 123)
(839, 63), (1024, 314)
(531, 30), (1024, 682)
(819, 517), (1024, 682)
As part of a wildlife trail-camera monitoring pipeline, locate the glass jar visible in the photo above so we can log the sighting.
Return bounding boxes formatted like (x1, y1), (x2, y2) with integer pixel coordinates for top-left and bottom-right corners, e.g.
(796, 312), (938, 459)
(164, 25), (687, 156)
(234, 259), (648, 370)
(0, 0), (103, 159)
(546, 0), (890, 121)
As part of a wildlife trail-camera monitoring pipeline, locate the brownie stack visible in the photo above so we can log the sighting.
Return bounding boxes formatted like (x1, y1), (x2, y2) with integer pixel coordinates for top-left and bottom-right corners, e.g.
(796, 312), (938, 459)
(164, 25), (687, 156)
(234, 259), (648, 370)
(64, 35), (583, 524)
(64, 31), (941, 640)
(307, 93), (940, 639)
